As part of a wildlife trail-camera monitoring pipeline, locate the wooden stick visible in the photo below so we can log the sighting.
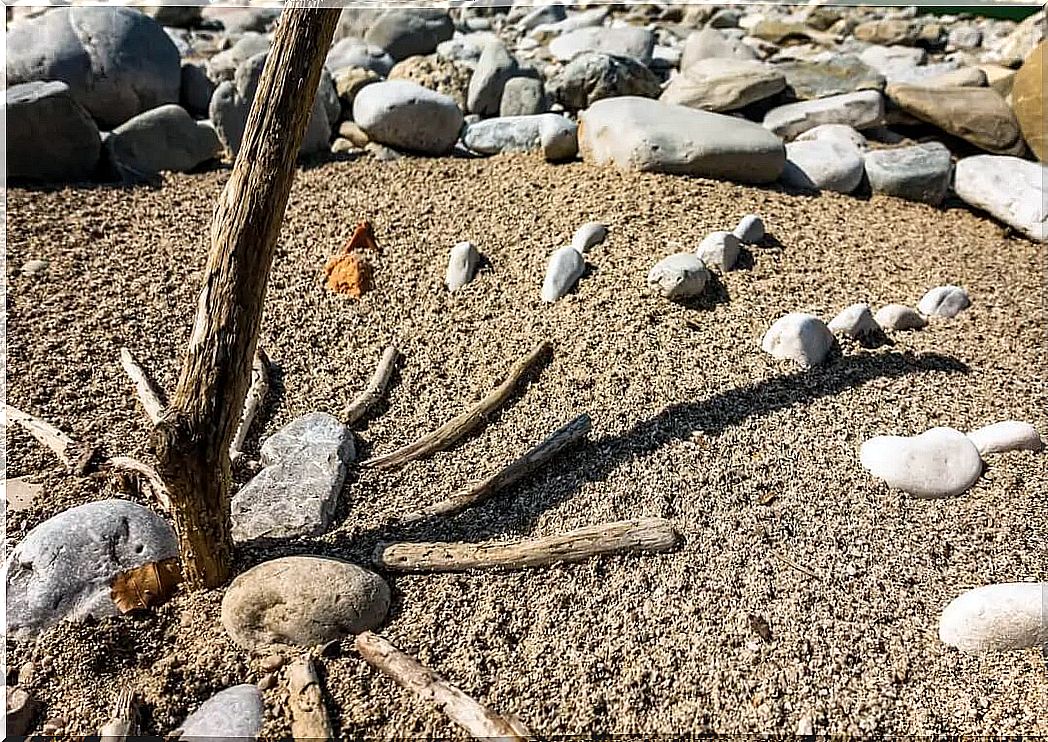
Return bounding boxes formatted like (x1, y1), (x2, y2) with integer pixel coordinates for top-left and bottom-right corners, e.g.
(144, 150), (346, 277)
(230, 348), (270, 463)
(99, 686), (137, 741)
(362, 341), (551, 471)
(375, 517), (679, 573)
(102, 456), (173, 511)
(3, 403), (76, 466)
(344, 345), (400, 425)
(287, 657), (334, 742)
(119, 348), (166, 425)
(355, 632), (530, 741)
(399, 413), (591, 524)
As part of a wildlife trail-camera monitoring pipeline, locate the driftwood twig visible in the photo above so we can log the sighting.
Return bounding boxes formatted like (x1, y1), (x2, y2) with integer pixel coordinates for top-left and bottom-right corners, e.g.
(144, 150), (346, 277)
(99, 686), (138, 741)
(355, 632), (530, 741)
(119, 348), (166, 424)
(399, 413), (591, 524)
(375, 517), (679, 573)
(344, 345), (400, 425)
(101, 456), (173, 511)
(230, 347), (270, 463)
(362, 341), (551, 471)
(287, 657), (334, 742)
(3, 403), (78, 467)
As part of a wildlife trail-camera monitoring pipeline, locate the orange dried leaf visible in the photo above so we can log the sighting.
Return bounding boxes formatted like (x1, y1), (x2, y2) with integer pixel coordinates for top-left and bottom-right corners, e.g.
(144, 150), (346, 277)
(324, 251), (373, 298)
(345, 220), (380, 254)
(110, 558), (183, 614)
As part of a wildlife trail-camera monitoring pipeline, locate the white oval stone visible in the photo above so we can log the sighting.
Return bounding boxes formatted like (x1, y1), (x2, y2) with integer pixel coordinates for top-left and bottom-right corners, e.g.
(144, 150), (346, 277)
(873, 303), (927, 330)
(828, 303), (880, 339)
(917, 285), (970, 318)
(859, 427), (982, 498)
(939, 583), (1048, 653)
(733, 214), (764, 244)
(541, 245), (585, 303)
(782, 139), (865, 194)
(760, 313), (836, 367)
(697, 230), (741, 271)
(647, 252), (710, 301)
(967, 421), (1044, 455)
(570, 221), (607, 252)
(445, 240), (480, 291)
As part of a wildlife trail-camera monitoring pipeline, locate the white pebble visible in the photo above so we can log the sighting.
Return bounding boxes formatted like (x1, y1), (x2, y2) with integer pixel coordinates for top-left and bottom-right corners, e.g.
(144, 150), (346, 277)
(445, 241), (480, 292)
(939, 583), (1048, 653)
(917, 285), (970, 318)
(967, 421), (1044, 455)
(697, 230), (742, 271)
(873, 304), (927, 330)
(761, 313), (836, 368)
(828, 303), (880, 339)
(541, 245), (585, 303)
(570, 222), (607, 253)
(647, 252), (710, 301)
(733, 214), (765, 244)
(859, 427), (982, 498)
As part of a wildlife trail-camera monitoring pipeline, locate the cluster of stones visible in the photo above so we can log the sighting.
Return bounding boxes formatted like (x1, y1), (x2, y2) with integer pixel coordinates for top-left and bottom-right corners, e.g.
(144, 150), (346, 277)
(5, 3), (1046, 240)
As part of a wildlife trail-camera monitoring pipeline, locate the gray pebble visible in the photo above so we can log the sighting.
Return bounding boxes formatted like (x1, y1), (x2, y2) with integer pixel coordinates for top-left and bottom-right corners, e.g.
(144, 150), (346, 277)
(873, 303), (927, 330)
(732, 214), (764, 244)
(761, 313), (836, 367)
(541, 245), (586, 303)
(174, 685), (263, 741)
(647, 253), (710, 301)
(697, 230), (741, 271)
(446, 240), (480, 291)
(917, 285), (970, 318)
(828, 303), (880, 339)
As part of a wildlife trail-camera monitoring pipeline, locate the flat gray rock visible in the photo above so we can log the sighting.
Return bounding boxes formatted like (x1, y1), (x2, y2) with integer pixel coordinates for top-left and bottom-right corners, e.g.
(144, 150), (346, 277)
(106, 104), (221, 178)
(795, 123), (868, 150)
(579, 96), (785, 184)
(352, 80), (463, 155)
(7, 81), (100, 182)
(547, 52), (661, 111)
(864, 141), (952, 205)
(939, 583), (1048, 653)
(467, 41), (521, 116)
(499, 76), (547, 117)
(681, 27), (758, 69)
(5, 499), (178, 640)
(647, 253), (710, 301)
(761, 313), (836, 367)
(763, 90), (885, 140)
(660, 58), (785, 112)
(462, 114), (577, 161)
(549, 26), (655, 65)
(781, 139), (865, 193)
(860, 427), (983, 498)
(365, 9), (454, 61)
(231, 412), (355, 543)
(221, 556), (390, 651)
(953, 155), (1047, 243)
(777, 55), (885, 100)
(326, 37), (394, 76)
(175, 685), (263, 741)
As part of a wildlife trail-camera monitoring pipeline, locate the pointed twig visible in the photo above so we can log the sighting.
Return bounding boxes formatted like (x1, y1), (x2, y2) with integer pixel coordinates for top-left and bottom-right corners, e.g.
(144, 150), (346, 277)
(362, 341), (551, 471)
(99, 686), (138, 741)
(230, 347), (270, 463)
(375, 518), (680, 573)
(101, 456), (173, 511)
(355, 632), (531, 741)
(344, 345), (400, 426)
(119, 348), (166, 425)
(287, 657), (334, 742)
(399, 413), (591, 524)
(3, 403), (77, 467)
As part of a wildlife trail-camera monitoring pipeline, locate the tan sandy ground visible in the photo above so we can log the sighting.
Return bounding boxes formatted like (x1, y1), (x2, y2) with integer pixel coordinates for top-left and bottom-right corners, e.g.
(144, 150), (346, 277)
(5, 153), (1046, 737)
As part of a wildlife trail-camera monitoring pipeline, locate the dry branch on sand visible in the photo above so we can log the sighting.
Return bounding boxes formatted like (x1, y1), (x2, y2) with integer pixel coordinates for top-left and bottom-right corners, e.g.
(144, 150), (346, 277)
(101, 456), (173, 511)
(362, 341), (551, 471)
(3, 403), (81, 468)
(344, 345), (400, 426)
(356, 632), (531, 741)
(287, 657), (334, 742)
(230, 348), (271, 463)
(119, 348), (166, 424)
(375, 518), (680, 572)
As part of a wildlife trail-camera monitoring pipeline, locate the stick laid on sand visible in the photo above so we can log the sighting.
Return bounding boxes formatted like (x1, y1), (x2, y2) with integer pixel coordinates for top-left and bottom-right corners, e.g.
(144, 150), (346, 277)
(355, 632), (531, 741)
(119, 348), (166, 424)
(102, 456), (173, 511)
(230, 348), (270, 463)
(375, 517), (680, 572)
(399, 413), (592, 524)
(3, 403), (78, 466)
(344, 345), (400, 426)
(287, 657), (334, 742)
(99, 687), (137, 741)
(361, 341), (551, 471)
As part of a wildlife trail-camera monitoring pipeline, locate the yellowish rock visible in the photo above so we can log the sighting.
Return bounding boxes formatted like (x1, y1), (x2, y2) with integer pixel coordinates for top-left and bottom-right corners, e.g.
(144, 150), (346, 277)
(887, 83), (1024, 155)
(1011, 40), (1046, 162)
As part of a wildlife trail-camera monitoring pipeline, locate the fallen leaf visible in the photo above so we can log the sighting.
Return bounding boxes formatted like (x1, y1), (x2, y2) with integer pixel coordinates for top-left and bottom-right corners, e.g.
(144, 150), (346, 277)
(110, 559), (183, 614)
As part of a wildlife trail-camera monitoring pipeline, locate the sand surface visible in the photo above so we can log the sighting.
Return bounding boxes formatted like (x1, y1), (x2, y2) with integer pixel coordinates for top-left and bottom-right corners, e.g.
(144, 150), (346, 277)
(5, 154), (1046, 737)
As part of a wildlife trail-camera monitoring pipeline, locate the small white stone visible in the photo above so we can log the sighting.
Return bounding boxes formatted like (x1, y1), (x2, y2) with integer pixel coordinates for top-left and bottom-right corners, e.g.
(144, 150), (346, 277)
(20, 259), (48, 276)
(796, 715), (815, 736)
(570, 222), (608, 252)
(733, 214), (764, 244)
(647, 252), (710, 301)
(828, 303), (880, 339)
(873, 304), (927, 330)
(697, 230), (742, 271)
(541, 245), (585, 303)
(859, 427), (983, 498)
(939, 582), (1048, 653)
(761, 313), (836, 368)
(967, 421), (1044, 455)
(917, 285), (970, 318)
(445, 241), (480, 292)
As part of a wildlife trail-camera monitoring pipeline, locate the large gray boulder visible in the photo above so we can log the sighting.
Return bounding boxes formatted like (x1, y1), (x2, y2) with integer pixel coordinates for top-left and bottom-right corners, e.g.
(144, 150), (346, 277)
(106, 104), (221, 178)
(365, 9), (454, 62)
(547, 52), (661, 111)
(353, 80), (464, 155)
(660, 58), (786, 112)
(7, 6), (181, 129)
(7, 81), (101, 182)
(953, 155), (1047, 242)
(578, 96), (786, 184)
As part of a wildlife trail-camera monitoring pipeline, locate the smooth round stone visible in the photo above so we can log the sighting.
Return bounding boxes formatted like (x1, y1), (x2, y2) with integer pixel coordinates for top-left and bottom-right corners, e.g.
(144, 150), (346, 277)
(795, 123), (868, 150)
(326, 37), (394, 76)
(697, 230), (741, 271)
(939, 583), (1048, 653)
(174, 685), (263, 740)
(859, 427), (983, 498)
(760, 313), (836, 368)
(828, 303), (879, 339)
(967, 421), (1044, 455)
(446, 240), (480, 291)
(352, 80), (463, 156)
(953, 155), (1046, 243)
(864, 141), (952, 206)
(873, 303), (927, 330)
(541, 245), (585, 303)
(647, 252), (710, 301)
(221, 556), (390, 651)
(917, 285), (970, 318)
(570, 222), (608, 253)
(782, 139), (865, 194)
(733, 214), (765, 244)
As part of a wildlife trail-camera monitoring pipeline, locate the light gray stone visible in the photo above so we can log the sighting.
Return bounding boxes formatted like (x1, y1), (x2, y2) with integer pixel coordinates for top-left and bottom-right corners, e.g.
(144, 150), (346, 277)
(967, 421), (1044, 455)
(579, 96), (786, 184)
(326, 37), (394, 76)
(499, 76), (547, 116)
(106, 104), (221, 178)
(763, 90), (885, 140)
(546, 52), (661, 111)
(939, 583), (1048, 654)
(660, 58), (785, 112)
(541, 245), (585, 302)
(352, 80), (464, 155)
(446, 241), (480, 291)
(175, 685), (263, 742)
(221, 556), (390, 651)
(781, 139), (865, 194)
(828, 303), (880, 339)
(207, 33), (271, 82)
(860, 427), (983, 498)
(6, 6), (181, 129)
(529, 7), (609, 41)
(777, 55), (886, 100)
(549, 26), (655, 65)
(865, 142), (952, 205)
(467, 41), (520, 116)
(4, 499), (178, 639)
(733, 214), (765, 244)
(571, 222), (607, 252)
(917, 285), (970, 318)
(859, 45), (927, 82)
(953, 155), (1047, 242)
(874, 304), (927, 330)
(681, 27), (759, 70)
(697, 231), (742, 271)
(761, 313), (836, 367)
(948, 26), (983, 51)
(795, 123), (868, 150)
(647, 253), (710, 301)
(230, 413), (355, 543)
(365, 9), (454, 62)
(518, 2), (566, 31)
(7, 81), (100, 182)
(461, 114), (577, 161)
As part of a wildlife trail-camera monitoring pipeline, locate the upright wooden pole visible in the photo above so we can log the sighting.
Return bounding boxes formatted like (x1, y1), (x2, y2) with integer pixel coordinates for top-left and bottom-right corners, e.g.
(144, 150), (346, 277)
(155, 5), (341, 588)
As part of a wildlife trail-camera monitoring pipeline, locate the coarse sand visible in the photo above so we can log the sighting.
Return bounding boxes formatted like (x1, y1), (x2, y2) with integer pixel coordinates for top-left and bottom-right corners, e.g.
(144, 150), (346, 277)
(5, 153), (1046, 737)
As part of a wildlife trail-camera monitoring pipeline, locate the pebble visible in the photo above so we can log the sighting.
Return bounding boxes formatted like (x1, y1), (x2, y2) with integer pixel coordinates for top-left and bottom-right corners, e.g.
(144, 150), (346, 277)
(763, 90), (886, 140)
(106, 104), (222, 178)
(4, 499), (177, 639)
(257, 673), (277, 691)
(352, 80), (464, 156)
(500, 76), (548, 116)
(571, 222), (608, 252)
(5, 478), (42, 511)
(364, 9), (454, 62)
(828, 303), (880, 339)
(864, 141), (953, 206)
(326, 37), (393, 76)
(939, 583), (1048, 653)
(917, 285), (970, 318)
(546, 52), (661, 111)
(696, 231), (742, 271)
(781, 139), (865, 193)
(259, 654), (284, 673)
(680, 27), (758, 69)
(221, 556), (390, 651)
(859, 427), (983, 498)
(19, 259), (49, 276)
(174, 685), (264, 740)
(873, 304), (927, 330)
(776, 55), (885, 100)
(953, 155), (1046, 243)
(647, 253), (710, 301)
(733, 215), (765, 244)
(967, 421), (1044, 455)
(466, 40), (521, 117)
(446, 240), (480, 292)
(541, 245), (586, 303)
(760, 313), (836, 368)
